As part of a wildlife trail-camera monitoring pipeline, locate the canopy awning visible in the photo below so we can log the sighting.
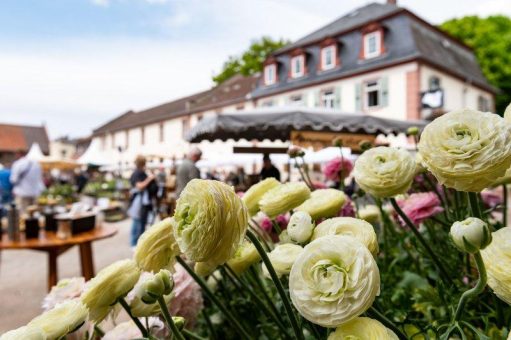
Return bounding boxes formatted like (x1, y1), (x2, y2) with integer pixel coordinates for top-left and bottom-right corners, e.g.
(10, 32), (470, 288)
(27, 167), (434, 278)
(185, 107), (427, 143)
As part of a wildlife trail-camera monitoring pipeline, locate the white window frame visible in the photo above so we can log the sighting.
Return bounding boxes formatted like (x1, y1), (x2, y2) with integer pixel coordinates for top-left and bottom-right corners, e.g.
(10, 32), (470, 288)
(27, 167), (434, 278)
(364, 80), (381, 109)
(321, 90), (335, 108)
(289, 94), (304, 106)
(364, 31), (381, 59)
(321, 45), (336, 70)
(264, 64), (276, 85)
(290, 55), (305, 78)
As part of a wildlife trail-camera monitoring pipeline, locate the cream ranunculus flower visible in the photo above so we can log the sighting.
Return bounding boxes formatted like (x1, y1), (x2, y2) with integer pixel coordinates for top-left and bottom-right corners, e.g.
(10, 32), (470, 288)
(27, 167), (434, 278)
(174, 179), (249, 268)
(328, 317), (398, 340)
(504, 102), (511, 123)
(418, 108), (511, 192)
(358, 205), (381, 225)
(81, 259), (141, 323)
(481, 227), (511, 305)
(450, 217), (492, 253)
(287, 211), (314, 244)
(294, 189), (346, 220)
(128, 272), (172, 317)
(227, 241), (261, 275)
(0, 325), (46, 340)
(353, 147), (416, 198)
(28, 300), (88, 340)
(289, 235), (380, 327)
(134, 217), (181, 273)
(312, 217), (379, 256)
(242, 178), (281, 216)
(262, 243), (304, 278)
(259, 182), (311, 218)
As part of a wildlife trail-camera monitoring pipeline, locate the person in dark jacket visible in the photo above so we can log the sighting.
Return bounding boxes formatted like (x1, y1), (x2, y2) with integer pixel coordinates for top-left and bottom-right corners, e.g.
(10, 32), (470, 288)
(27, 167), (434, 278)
(127, 156), (157, 247)
(260, 154), (280, 181)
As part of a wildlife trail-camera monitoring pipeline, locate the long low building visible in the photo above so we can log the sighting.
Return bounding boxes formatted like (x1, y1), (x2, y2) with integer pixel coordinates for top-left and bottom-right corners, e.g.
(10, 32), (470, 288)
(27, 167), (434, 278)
(88, 0), (496, 167)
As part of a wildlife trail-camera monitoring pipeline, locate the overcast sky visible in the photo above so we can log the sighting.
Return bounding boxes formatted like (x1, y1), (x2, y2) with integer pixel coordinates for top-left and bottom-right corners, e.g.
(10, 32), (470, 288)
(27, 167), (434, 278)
(1, 0), (510, 139)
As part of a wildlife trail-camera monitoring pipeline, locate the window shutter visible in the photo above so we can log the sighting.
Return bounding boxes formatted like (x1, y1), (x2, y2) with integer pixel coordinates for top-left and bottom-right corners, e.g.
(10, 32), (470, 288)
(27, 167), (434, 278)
(334, 86), (341, 109)
(355, 83), (362, 111)
(380, 76), (389, 107)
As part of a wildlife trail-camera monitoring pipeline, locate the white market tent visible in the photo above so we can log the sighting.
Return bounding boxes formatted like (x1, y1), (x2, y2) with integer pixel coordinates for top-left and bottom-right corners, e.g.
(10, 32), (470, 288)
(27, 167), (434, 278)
(77, 139), (112, 166)
(26, 143), (45, 161)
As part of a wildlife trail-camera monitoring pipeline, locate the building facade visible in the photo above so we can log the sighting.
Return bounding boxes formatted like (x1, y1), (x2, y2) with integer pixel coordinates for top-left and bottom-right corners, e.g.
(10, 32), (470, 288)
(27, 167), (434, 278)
(88, 1), (495, 166)
(0, 123), (49, 166)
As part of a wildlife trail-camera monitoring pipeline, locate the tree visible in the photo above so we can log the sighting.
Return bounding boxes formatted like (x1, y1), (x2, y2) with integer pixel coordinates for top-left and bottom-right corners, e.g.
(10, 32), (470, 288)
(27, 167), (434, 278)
(213, 36), (288, 84)
(440, 15), (511, 114)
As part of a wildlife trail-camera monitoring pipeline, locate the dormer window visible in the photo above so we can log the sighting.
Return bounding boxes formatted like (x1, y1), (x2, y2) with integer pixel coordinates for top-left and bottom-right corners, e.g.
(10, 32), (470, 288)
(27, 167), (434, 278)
(321, 45), (336, 70)
(364, 31), (381, 59)
(264, 64), (277, 85)
(290, 55), (305, 78)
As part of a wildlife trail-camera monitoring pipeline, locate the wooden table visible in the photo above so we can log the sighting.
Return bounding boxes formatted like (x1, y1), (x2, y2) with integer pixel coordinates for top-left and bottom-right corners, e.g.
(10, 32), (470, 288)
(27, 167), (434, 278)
(0, 226), (117, 290)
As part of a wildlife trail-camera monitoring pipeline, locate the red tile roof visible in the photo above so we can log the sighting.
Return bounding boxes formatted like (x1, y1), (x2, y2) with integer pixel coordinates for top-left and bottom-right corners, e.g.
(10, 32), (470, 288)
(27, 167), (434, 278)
(0, 123), (49, 154)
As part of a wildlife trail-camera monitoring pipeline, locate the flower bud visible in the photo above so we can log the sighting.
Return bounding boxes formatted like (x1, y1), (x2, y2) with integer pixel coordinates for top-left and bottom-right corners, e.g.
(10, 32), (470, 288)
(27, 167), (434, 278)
(194, 261), (217, 277)
(172, 316), (186, 330)
(358, 205), (381, 225)
(332, 137), (343, 147)
(227, 241), (261, 275)
(450, 217), (492, 253)
(287, 211), (314, 244)
(407, 126), (419, 136)
(141, 269), (174, 304)
(145, 278), (165, 299)
(504, 102), (511, 123)
(242, 178), (280, 216)
(358, 140), (373, 152)
(259, 182), (311, 218)
(295, 189), (346, 220)
(288, 145), (305, 158)
(159, 270), (174, 296)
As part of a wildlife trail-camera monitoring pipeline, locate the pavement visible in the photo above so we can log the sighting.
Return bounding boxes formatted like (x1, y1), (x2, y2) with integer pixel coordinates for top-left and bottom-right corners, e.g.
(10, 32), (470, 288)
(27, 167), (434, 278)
(0, 219), (133, 333)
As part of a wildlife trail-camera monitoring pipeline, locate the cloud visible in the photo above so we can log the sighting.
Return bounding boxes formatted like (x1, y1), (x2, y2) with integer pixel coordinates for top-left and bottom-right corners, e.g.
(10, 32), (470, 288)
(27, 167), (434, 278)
(91, 0), (109, 7)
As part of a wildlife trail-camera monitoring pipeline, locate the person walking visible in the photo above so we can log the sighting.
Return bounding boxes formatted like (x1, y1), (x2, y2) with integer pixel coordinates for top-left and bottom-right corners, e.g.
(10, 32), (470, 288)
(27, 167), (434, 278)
(175, 147), (202, 197)
(9, 150), (45, 213)
(127, 156), (157, 247)
(260, 154), (281, 181)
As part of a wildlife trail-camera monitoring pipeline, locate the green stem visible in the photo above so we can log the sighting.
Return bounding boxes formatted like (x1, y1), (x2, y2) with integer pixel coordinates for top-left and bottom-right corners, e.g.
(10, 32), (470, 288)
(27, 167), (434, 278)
(453, 251), (487, 321)
(183, 329), (207, 340)
(369, 306), (407, 340)
(468, 192), (482, 218)
(299, 156), (314, 190)
(246, 230), (304, 340)
(118, 297), (148, 338)
(93, 325), (105, 338)
(224, 265), (291, 338)
(157, 297), (186, 340)
(503, 185), (508, 229)
(201, 309), (216, 339)
(176, 256), (252, 340)
(390, 198), (453, 286)
(247, 266), (281, 320)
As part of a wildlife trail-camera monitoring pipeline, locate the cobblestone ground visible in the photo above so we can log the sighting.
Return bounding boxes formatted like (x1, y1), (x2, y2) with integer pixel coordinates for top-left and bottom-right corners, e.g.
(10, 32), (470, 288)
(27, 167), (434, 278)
(0, 219), (132, 332)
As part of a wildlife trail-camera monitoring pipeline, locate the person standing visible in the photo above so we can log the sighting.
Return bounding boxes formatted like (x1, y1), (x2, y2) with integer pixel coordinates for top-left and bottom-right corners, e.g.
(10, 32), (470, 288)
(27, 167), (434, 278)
(127, 156), (157, 247)
(10, 150), (45, 213)
(0, 164), (13, 217)
(176, 147), (202, 197)
(260, 154), (281, 181)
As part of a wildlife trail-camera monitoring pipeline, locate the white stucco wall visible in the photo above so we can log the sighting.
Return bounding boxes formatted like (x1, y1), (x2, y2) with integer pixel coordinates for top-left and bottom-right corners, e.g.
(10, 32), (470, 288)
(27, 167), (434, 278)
(420, 65), (494, 113)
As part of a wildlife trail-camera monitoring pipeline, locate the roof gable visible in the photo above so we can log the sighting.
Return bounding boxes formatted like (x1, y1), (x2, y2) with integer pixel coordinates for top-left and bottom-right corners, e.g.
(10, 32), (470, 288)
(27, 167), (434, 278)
(0, 123), (49, 154)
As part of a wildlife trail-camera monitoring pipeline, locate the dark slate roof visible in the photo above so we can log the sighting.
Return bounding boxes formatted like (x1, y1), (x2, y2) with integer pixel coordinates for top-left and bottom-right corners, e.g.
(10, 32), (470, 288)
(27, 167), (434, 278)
(93, 75), (258, 135)
(252, 2), (495, 99)
(275, 2), (401, 54)
(0, 123), (50, 154)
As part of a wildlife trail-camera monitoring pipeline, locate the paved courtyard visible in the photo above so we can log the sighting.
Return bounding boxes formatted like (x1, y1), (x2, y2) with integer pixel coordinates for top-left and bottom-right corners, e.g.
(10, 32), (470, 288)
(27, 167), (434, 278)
(0, 219), (132, 332)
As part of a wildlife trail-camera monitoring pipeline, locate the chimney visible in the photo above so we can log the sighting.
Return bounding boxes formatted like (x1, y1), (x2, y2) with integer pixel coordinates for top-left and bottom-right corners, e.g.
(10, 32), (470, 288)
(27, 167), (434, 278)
(387, 0), (397, 4)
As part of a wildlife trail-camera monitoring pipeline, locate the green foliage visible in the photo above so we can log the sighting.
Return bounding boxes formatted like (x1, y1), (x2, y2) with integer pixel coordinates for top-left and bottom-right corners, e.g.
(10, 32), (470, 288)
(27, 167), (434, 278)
(440, 15), (511, 114)
(213, 36), (288, 84)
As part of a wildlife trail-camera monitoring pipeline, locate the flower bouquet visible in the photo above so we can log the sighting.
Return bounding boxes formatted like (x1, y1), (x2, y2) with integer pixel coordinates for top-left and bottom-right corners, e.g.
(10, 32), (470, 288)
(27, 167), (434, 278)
(3, 106), (511, 339)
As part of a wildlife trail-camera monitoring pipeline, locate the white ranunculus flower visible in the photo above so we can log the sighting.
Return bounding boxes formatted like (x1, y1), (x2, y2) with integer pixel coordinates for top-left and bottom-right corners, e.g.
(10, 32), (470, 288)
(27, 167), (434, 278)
(358, 205), (381, 225)
(481, 227), (511, 305)
(262, 244), (304, 278)
(294, 189), (346, 220)
(259, 182), (311, 218)
(227, 241), (261, 275)
(328, 317), (398, 339)
(353, 147), (416, 198)
(450, 217), (492, 253)
(242, 178), (281, 216)
(174, 179), (248, 269)
(418, 108), (511, 192)
(289, 235), (380, 327)
(504, 102), (511, 123)
(287, 211), (314, 244)
(0, 325), (46, 340)
(312, 217), (379, 256)
(28, 300), (88, 340)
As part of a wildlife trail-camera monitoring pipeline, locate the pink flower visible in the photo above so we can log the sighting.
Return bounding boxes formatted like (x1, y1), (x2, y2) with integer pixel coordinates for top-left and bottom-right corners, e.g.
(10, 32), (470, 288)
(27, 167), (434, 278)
(259, 214), (289, 242)
(312, 181), (328, 189)
(481, 189), (503, 208)
(323, 157), (353, 182)
(339, 199), (356, 218)
(169, 263), (204, 329)
(397, 192), (443, 225)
